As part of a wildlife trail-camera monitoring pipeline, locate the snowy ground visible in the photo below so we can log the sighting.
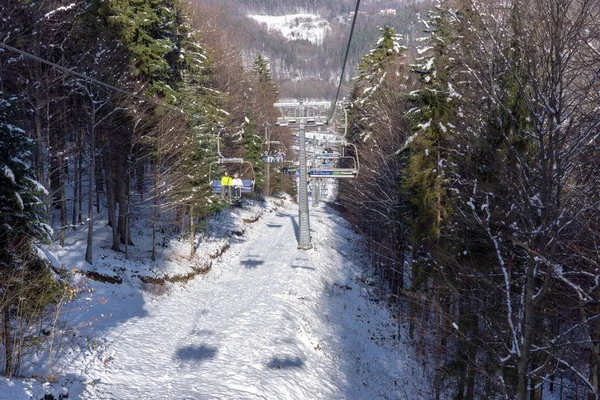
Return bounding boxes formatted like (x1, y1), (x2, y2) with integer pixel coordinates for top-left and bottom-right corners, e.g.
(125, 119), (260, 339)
(0, 191), (426, 399)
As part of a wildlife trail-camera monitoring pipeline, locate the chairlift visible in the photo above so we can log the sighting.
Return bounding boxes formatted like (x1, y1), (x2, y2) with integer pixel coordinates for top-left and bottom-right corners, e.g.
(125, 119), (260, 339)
(209, 133), (256, 197)
(308, 105), (360, 179)
(308, 143), (359, 179)
(209, 158), (255, 196)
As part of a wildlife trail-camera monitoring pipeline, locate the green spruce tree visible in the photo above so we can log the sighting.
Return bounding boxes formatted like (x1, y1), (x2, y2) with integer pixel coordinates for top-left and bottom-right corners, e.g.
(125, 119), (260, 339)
(253, 54), (278, 100)
(241, 112), (264, 191)
(404, 8), (457, 243)
(402, 8), (461, 398)
(349, 25), (406, 142)
(0, 94), (52, 252)
(0, 94), (62, 377)
(101, 0), (181, 98)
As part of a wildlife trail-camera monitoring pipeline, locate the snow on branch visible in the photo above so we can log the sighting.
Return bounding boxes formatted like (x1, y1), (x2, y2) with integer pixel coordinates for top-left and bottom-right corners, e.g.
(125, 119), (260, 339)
(2, 164), (16, 184)
(43, 3), (76, 20)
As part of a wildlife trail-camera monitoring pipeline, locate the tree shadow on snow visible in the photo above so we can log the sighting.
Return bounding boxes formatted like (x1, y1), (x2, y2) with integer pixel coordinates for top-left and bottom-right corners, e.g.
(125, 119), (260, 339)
(229, 236), (247, 245)
(314, 203), (417, 398)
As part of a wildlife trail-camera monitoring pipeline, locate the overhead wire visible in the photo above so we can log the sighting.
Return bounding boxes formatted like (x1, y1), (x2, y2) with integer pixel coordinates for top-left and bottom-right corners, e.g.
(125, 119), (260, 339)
(328, 0), (361, 123)
(0, 42), (205, 123)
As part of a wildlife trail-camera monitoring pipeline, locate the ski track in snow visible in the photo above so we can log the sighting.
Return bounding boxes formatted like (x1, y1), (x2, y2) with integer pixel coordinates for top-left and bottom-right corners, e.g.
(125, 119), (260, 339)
(1, 198), (422, 399)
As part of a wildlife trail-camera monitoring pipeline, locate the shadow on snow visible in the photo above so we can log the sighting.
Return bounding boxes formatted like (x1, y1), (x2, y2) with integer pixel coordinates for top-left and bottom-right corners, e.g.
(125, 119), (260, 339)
(266, 356), (304, 369)
(174, 345), (219, 364)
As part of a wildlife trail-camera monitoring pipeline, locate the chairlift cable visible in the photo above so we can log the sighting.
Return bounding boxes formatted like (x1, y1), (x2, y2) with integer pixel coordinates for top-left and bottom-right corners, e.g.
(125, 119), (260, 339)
(328, 0), (361, 123)
(0, 42), (205, 123)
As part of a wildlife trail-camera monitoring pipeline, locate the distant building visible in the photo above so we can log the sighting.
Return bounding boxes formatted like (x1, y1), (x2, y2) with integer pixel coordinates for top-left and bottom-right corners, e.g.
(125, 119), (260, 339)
(380, 9), (397, 16)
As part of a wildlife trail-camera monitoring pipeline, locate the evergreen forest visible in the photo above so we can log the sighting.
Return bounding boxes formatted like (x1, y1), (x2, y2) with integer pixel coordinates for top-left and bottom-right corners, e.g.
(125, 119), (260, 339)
(202, 0), (431, 99)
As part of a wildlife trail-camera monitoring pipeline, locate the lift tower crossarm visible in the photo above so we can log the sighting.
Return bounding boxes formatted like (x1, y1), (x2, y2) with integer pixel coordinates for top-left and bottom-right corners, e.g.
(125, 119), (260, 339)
(274, 101), (331, 128)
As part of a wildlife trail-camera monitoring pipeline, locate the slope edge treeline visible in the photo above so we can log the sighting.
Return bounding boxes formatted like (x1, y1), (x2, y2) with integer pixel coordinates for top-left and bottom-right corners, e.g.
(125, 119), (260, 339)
(338, 0), (600, 398)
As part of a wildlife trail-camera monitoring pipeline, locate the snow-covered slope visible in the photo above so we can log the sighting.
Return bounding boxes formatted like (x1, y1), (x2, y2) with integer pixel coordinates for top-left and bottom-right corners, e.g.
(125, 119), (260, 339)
(0, 196), (426, 399)
(249, 14), (331, 45)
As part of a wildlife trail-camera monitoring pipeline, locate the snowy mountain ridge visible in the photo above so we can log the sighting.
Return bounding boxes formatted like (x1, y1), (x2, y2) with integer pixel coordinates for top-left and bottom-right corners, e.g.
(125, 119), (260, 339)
(249, 14), (332, 45)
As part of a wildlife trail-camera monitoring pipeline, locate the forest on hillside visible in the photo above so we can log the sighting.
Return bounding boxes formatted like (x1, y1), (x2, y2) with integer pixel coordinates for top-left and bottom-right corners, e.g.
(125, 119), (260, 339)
(203, 0), (433, 99)
(203, 0), (415, 16)
(338, 0), (600, 398)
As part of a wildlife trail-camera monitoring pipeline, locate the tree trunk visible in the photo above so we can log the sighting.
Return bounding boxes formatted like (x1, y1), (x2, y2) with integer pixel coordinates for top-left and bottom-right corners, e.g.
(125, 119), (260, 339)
(180, 206), (186, 235)
(136, 160), (144, 201)
(73, 128), (80, 227)
(125, 155), (132, 259)
(95, 153), (103, 215)
(151, 125), (163, 263)
(49, 88), (61, 212)
(59, 73), (68, 245)
(85, 102), (96, 265)
(434, 285), (442, 400)
(151, 159), (158, 262)
(78, 134), (83, 224)
(33, 88), (45, 189)
(2, 304), (13, 378)
(72, 142), (78, 228)
(117, 150), (132, 246)
(117, 180), (131, 245)
(31, 39), (49, 209)
(151, 159), (159, 262)
(517, 260), (536, 400)
(151, 218), (157, 262)
(59, 155), (66, 247)
(190, 205), (195, 258)
(105, 154), (119, 252)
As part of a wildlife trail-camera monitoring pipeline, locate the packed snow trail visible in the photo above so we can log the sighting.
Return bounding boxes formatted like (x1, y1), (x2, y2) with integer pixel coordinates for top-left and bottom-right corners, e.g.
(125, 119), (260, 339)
(72, 201), (420, 399)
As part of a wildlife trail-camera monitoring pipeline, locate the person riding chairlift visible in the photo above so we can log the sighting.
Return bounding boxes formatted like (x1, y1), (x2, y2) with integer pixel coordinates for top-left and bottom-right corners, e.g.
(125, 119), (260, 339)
(221, 170), (233, 200)
(231, 173), (243, 199)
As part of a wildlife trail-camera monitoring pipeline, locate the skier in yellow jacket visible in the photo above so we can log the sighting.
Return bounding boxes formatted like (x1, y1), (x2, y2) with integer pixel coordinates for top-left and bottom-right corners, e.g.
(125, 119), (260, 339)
(221, 171), (233, 200)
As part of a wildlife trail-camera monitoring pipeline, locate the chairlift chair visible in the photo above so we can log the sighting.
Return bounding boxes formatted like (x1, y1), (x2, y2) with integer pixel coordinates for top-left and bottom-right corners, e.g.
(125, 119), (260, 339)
(308, 143), (359, 179)
(209, 158), (256, 196)
(208, 130), (257, 198)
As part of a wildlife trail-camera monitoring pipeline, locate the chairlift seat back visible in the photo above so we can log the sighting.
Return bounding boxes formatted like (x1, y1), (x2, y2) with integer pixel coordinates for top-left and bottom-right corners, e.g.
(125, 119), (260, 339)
(309, 169), (357, 178)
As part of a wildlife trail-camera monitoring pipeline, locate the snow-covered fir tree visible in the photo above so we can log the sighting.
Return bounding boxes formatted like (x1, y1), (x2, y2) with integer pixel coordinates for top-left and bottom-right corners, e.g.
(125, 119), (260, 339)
(0, 93), (61, 378)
